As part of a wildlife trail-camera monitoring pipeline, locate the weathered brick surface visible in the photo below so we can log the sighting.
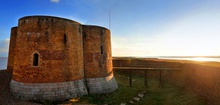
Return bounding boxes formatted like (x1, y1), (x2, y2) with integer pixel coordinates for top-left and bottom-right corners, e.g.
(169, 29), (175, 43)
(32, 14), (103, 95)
(7, 27), (17, 72)
(8, 16), (118, 101)
(12, 16), (84, 83)
(10, 79), (88, 101)
(83, 25), (113, 78)
(38, 50), (65, 60)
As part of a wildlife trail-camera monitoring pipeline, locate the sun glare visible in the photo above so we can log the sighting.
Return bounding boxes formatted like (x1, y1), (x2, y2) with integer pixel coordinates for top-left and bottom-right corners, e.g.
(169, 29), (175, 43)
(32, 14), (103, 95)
(191, 57), (208, 62)
(187, 57), (217, 62)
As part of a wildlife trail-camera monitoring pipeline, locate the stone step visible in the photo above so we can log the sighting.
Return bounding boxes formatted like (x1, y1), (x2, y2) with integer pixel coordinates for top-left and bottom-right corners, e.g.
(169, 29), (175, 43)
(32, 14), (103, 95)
(133, 97), (140, 101)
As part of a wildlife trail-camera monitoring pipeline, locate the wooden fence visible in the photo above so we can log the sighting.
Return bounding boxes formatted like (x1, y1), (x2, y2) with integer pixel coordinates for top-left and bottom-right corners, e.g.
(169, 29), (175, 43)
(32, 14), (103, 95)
(113, 67), (182, 87)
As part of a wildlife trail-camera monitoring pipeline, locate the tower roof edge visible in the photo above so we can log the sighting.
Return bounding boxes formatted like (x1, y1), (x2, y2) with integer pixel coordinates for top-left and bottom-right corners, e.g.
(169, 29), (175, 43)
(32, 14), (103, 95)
(19, 15), (81, 24)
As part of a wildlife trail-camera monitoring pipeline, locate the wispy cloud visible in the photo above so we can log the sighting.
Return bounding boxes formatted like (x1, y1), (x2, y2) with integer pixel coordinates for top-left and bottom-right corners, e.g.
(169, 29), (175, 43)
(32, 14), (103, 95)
(50, 0), (60, 3)
(0, 39), (9, 57)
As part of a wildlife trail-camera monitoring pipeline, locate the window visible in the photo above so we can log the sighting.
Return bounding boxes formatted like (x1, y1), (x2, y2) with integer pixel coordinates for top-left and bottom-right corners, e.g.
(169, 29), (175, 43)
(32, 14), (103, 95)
(101, 45), (103, 54)
(83, 32), (87, 38)
(25, 19), (29, 23)
(79, 26), (81, 33)
(33, 53), (39, 66)
(45, 31), (48, 35)
(64, 34), (67, 44)
(101, 29), (104, 36)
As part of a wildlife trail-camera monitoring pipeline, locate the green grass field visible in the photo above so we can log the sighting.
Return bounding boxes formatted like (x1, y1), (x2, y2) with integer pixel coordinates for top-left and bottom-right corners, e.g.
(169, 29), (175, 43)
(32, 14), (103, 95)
(57, 70), (206, 105)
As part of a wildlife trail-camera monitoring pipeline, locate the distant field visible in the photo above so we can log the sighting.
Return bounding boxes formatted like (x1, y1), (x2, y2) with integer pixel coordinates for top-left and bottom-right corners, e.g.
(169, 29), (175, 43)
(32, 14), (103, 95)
(113, 57), (220, 67)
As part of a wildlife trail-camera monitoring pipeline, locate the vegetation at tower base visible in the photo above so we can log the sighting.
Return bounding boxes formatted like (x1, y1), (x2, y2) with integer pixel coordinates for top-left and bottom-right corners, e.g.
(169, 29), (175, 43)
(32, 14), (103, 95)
(7, 15), (118, 101)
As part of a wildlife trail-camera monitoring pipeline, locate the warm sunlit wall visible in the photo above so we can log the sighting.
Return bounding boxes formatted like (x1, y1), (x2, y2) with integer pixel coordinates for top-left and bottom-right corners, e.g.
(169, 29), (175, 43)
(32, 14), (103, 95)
(7, 27), (17, 72)
(12, 16), (84, 83)
(82, 25), (113, 78)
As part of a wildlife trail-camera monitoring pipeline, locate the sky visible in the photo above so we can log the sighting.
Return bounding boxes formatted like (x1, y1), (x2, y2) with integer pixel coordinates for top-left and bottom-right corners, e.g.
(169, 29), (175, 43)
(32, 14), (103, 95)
(1, 0), (220, 57)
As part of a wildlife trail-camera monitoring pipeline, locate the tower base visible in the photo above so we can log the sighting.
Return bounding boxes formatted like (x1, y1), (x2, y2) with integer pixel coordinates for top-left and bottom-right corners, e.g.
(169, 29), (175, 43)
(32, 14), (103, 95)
(86, 74), (118, 94)
(10, 74), (118, 101)
(10, 79), (88, 101)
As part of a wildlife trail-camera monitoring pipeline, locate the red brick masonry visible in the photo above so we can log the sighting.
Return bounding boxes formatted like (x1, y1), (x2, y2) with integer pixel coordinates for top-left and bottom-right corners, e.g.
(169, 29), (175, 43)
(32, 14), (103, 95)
(8, 16), (118, 101)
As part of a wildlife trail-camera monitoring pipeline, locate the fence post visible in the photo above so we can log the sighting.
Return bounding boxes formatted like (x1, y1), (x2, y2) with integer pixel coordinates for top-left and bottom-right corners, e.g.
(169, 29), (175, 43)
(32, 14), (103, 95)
(129, 68), (132, 87)
(144, 70), (148, 88)
(159, 70), (163, 87)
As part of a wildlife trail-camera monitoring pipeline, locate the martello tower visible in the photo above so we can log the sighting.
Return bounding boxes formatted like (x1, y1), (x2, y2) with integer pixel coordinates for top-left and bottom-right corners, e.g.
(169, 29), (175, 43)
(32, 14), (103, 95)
(7, 16), (118, 101)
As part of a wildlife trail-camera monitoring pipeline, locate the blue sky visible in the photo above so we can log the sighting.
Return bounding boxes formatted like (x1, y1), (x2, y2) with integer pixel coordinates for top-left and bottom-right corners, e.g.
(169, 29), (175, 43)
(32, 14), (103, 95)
(1, 0), (220, 57)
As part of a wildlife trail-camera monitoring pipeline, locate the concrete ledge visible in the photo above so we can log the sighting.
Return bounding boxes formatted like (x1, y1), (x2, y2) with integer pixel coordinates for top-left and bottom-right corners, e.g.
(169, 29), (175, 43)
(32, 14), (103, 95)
(86, 74), (118, 94)
(10, 79), (88, 101)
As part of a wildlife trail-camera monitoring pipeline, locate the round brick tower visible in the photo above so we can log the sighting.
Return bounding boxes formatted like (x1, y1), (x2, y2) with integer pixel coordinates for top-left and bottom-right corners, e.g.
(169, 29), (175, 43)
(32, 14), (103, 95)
(82, 25), (118, 94)
(10, 16), (87, 100)
(7, 27), (17, 72)
(8, 15), (118, 101)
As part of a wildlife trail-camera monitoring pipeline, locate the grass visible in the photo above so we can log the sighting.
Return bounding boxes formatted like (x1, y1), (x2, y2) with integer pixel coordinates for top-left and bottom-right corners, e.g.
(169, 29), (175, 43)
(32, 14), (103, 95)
(57, 70), (206, 105)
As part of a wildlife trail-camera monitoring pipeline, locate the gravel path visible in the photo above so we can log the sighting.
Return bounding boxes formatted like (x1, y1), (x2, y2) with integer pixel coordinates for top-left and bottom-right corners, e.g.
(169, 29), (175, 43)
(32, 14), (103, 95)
(0, 70), (40, 105)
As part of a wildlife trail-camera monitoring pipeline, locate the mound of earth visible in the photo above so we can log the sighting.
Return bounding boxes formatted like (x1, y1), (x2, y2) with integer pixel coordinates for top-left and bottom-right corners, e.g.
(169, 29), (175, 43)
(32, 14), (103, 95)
(0, 70), (39, 105)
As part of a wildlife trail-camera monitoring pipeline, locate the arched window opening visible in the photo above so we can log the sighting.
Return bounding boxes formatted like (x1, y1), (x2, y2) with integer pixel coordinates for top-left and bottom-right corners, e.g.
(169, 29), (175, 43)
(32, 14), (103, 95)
(83, 32), (87, 38)
(101, 45), (103, 54)
(64, 34), (67, 44)
(101, 29), (104, 36)
(33, 53), (39, 66)
(45, 31), (48, 35)
(79, 26), (81, 33)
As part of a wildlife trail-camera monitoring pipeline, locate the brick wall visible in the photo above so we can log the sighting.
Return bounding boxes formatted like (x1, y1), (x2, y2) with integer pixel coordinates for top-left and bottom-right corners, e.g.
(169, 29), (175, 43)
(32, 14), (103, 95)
(83, 25), (112, 78)
(8, 16), (118, 101)
(12, 16), (84, 83)
(7, 27), (17, 72)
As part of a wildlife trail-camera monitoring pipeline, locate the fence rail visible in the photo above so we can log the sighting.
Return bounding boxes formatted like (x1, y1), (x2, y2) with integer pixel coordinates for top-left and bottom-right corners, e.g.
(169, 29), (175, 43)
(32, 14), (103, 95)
(113, 67), (182, 71)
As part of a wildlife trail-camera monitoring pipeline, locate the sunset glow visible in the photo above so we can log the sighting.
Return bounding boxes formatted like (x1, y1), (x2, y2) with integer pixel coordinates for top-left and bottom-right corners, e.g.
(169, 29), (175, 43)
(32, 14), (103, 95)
(188, 57), (213, 62)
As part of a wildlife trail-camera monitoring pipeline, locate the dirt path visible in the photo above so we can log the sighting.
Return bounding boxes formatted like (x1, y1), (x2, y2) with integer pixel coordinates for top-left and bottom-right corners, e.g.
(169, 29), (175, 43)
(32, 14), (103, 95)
(0, 70), (40, 105)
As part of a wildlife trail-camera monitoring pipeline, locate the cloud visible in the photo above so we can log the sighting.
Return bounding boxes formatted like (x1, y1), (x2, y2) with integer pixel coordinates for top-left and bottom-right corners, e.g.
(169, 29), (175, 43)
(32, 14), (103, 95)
(50, 0), (60, 3)
(0, 39), (9, 57)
